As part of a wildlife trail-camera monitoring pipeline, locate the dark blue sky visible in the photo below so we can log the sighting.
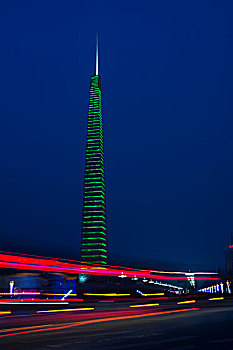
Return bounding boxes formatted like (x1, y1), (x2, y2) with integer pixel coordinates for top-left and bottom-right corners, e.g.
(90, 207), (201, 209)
(0, 1), (233, 271)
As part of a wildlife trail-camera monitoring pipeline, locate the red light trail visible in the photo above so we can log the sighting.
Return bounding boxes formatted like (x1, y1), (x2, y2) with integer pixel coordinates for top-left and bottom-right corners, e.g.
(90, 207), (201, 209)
(0, 308), (200, 339)
(0, 251), (219, 281)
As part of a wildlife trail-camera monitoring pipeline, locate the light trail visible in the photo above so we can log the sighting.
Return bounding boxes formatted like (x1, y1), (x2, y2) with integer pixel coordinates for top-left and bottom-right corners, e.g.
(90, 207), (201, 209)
(0, 301), (68, 305)
(130, 303), (159, 308)
(0, 250), (218, 275)
(209, 297), (224, 301)
(37, 308), (94, 313)
(0, 308), (200, 338)
(144, 293), (164, 296)
(0, 251), (219, 281)
(0, 292), (41, 296)
(0, 324), (56, 334)
(177, 300), (196, 305)
(84, 293), (130, 297)
(84, 293), (130, 296)
(44, 293), (77, 296)
(0, 311), (11, 316)
(0, 298), (69, 303)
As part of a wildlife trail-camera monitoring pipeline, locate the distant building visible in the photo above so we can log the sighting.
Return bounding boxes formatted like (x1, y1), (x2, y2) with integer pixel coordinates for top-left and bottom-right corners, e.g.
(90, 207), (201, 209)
(225, 235), (233, 282)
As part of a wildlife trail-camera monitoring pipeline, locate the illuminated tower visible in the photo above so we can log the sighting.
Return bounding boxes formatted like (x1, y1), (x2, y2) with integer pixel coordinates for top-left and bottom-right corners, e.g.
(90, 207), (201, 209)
(80, 36), (107, 264)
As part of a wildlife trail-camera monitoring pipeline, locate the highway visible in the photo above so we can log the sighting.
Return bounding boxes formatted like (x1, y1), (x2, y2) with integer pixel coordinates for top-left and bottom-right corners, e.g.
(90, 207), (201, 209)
(0, 297), (232, 349)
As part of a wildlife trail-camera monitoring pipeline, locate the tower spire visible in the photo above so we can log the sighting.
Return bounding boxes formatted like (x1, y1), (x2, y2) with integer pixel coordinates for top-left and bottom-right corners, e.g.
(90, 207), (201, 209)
(95, 34), (98, 76)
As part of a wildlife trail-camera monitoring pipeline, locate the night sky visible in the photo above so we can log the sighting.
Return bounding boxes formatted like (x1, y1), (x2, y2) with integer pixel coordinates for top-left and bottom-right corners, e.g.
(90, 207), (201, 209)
(1, 1), (233, 271)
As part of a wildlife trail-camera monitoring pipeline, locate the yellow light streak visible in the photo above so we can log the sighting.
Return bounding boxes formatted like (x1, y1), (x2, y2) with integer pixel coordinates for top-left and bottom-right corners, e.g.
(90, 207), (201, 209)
(43, 293), (77, 296)
(0, 311), (11, 316)
(209, 297), (224, 301)
(84, 293), (130, 296)
(37, 308), (94, 313)
(177, 300), (196, 304)
(144, 293), (164, 296)
(130, 303), (159, 308)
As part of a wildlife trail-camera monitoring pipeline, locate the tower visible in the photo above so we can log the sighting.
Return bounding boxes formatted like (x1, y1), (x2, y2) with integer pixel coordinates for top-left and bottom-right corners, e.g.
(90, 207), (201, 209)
(80, 36), (108, 264)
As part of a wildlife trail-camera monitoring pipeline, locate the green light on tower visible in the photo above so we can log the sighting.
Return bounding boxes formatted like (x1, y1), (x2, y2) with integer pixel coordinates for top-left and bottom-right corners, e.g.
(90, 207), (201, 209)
(80, 35), (108, 264)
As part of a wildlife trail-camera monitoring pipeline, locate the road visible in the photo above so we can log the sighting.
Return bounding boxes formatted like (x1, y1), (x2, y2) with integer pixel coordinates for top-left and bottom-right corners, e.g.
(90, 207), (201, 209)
(0, 298), (233, 349)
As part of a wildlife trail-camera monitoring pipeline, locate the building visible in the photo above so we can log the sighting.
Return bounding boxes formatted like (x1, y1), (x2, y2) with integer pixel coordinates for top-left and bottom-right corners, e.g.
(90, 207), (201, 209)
(80, 37), (108, 264)
(226, 243), (233, 282)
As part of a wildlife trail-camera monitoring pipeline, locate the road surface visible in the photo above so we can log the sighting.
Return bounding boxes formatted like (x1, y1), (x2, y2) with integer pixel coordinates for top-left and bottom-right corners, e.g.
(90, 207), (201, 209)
(0, 298), (232, 349)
